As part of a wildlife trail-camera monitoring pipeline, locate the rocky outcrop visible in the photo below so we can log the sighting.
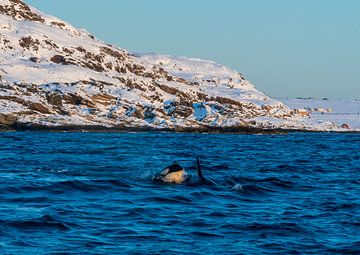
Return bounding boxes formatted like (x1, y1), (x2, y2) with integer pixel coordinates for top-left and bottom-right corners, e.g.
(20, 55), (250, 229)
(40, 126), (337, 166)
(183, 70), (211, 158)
(0, 0), (44, 22)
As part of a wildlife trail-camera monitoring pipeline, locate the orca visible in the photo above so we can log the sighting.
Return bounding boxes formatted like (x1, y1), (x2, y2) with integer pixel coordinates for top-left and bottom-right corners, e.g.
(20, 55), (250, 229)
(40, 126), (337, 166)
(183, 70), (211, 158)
(152, 163), (189, 184)
(153, 157), (216, 186)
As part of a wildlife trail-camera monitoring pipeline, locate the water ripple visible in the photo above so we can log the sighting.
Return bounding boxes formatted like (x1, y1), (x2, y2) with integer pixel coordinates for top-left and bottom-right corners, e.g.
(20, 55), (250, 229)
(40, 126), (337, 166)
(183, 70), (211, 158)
(0, 132), (359, 254)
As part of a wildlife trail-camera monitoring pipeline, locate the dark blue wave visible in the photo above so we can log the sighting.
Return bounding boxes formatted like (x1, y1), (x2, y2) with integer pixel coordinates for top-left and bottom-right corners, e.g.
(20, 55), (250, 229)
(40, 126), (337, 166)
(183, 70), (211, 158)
(0, 132), (359, 254)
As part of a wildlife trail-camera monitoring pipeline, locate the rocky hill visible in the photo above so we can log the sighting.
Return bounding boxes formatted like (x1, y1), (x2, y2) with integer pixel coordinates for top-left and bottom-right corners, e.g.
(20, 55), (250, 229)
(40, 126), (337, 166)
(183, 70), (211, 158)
(0, 0), (342, 132)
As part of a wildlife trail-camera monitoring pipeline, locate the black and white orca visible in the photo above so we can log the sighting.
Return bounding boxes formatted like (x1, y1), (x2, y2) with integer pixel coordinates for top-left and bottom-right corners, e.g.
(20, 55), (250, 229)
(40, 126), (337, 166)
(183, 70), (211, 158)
(153, 157), (216, 186)
(152, 162), (190, 184)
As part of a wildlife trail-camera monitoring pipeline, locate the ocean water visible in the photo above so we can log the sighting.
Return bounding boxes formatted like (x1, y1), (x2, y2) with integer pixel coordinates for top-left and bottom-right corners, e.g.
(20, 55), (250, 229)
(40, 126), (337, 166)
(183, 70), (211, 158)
(0, 132), (359, 255)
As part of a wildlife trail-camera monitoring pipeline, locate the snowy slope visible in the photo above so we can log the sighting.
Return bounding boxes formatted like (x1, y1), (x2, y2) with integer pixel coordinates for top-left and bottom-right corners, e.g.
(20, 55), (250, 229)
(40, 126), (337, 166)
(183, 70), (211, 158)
(0, 0), (347, 132)
(283, 98), (360, 131)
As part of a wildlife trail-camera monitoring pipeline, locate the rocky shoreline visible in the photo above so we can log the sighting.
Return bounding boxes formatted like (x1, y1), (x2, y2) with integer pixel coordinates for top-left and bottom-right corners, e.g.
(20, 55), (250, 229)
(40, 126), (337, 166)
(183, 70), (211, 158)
(2, 122), (358, 134)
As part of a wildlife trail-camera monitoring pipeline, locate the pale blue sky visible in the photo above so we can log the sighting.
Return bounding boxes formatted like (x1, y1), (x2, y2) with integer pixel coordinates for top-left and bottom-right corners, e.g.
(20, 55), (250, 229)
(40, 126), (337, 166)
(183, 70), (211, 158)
(25, 0), (360, 99)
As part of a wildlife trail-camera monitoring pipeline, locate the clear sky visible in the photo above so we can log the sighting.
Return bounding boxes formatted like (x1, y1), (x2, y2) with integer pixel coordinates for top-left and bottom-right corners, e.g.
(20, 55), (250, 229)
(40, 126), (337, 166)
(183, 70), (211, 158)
(25, 0), (360, 99)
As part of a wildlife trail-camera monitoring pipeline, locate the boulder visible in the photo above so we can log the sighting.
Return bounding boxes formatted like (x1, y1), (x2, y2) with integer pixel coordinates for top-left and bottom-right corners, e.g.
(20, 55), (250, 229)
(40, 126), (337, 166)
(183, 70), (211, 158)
(47, 93), (63, 106)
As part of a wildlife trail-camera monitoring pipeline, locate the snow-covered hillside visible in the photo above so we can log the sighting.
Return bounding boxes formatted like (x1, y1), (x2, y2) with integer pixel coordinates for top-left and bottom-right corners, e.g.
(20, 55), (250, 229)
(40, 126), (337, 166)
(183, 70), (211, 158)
(283, 98), (360, 131)
(0, 0), (348, 132)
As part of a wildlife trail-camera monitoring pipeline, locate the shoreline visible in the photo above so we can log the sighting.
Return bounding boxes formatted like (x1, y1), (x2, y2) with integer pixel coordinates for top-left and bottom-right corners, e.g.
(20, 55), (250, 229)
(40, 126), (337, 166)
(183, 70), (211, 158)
(1, 123), (359, 134)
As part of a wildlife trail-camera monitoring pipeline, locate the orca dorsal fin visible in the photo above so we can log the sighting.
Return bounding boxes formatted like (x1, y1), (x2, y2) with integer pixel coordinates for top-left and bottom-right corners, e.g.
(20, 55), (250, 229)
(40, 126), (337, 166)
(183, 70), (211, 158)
(196, 156), (205, 183)
(196, 157), (217, 186)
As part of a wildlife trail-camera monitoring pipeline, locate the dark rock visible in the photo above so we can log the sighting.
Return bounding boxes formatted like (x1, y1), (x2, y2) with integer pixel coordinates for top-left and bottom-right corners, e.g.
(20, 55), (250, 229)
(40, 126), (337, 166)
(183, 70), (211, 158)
(50, 55), (66, 64)
(47, 93), (63, 106)
(29, 57), (39, 63)
(144, 107), (156, 119)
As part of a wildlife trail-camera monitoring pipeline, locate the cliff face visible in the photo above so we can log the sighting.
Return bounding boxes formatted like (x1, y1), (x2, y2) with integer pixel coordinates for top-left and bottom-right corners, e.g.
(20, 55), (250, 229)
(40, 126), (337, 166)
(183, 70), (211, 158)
(0, 0), (339, 131)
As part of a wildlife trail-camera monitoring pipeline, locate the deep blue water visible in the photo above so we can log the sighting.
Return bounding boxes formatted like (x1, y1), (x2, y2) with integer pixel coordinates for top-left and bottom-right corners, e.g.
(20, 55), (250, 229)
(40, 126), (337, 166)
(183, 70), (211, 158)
(0, 132), (359, 254)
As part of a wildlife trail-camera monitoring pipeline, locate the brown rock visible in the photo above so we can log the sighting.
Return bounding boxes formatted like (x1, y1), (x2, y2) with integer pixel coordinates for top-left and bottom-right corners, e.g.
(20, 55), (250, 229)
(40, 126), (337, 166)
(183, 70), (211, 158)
(0, 113), (17, 125)
(29, 102), (52, 114)
(50, 21), (66, 28)
(44, 40), (59, 49)
(100, 47), (126, 61)
(91, 94), (116, 106)
(76, 47), (86, 53)
(63, 94), (96, 108)
(174, 105), (193, 118)
(157, 83), (181, 96)
(19, 36), (40, 51)
(47, 93), (63, 106)
(63, 94), (82, 105)
(50, 55), (66, 64)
